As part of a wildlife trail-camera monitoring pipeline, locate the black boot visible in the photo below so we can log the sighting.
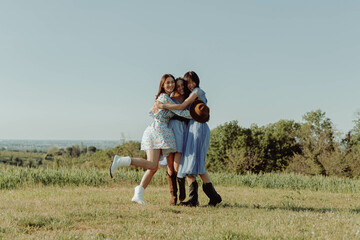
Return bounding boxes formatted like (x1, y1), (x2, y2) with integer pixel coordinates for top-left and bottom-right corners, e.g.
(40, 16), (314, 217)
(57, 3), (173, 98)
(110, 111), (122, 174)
(179, 181), (199, 207)
(202, 182), (222, 207)
(177, 177), (186, 202)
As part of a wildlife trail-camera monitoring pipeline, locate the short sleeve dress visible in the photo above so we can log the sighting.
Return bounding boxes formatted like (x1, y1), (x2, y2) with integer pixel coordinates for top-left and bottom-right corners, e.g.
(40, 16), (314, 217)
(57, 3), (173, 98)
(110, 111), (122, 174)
(141, 93), (192, 161)
(177, 87), (211, 178)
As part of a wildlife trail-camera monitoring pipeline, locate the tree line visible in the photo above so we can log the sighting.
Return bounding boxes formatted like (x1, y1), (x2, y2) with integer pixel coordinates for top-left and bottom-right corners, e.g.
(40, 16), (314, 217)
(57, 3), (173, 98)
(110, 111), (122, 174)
(207, 110), (360, 177)
(1, 109), (359, 178)
(50, 109), (360, 178)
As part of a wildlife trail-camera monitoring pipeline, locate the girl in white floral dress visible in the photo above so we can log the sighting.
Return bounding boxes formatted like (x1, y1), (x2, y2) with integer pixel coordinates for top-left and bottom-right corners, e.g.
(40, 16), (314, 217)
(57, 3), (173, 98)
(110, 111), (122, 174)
(110, 74), (192, 204)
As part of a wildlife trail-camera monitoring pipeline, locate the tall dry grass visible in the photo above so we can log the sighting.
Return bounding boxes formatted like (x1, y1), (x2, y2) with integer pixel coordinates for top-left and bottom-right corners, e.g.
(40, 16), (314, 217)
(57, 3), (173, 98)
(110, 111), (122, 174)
(1, 165), (360, 193)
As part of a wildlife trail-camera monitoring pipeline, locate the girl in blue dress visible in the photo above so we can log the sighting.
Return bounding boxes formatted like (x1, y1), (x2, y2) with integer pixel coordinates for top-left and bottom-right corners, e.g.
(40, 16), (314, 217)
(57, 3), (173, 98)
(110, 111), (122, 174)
(110, 74), (192, 205)
(165, 77), (191, 205)
(156, 71), (222, 207)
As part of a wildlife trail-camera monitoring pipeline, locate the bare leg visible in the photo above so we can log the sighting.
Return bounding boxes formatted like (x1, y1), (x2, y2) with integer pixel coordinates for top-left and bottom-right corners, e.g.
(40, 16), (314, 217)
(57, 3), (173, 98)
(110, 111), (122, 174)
(166, 153), (175, 175)
(186, 175), (196, 185)
(137, 149), (161, 188)
(131, 149), (161, 170)
(199, 172), (211, 184)
(186, 172), (211, 185)
(173, 152), (181, 173)
(140, 168), (158, 189)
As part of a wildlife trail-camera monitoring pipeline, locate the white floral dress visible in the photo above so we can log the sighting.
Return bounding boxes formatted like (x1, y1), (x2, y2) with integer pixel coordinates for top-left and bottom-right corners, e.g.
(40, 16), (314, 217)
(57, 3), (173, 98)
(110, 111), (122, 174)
(141, 93), (192, 160)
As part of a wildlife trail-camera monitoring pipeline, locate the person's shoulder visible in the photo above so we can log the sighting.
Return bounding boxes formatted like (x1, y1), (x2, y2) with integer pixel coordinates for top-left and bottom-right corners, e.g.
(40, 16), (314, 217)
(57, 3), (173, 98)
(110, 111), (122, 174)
(158, 93), (168, 98)
(157, 93), (171, 102)
(193, 87), (204, 95)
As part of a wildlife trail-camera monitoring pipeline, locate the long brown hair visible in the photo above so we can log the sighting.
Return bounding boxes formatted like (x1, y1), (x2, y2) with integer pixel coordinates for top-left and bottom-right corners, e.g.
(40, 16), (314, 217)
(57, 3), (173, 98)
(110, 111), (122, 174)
(155, 74), (175, 99)
(173, 77), (191, 99)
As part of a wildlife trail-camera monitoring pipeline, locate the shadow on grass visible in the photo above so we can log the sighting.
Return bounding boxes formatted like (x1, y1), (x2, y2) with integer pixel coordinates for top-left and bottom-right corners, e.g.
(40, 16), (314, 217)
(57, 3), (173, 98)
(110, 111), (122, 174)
(216, 202), (360, 214)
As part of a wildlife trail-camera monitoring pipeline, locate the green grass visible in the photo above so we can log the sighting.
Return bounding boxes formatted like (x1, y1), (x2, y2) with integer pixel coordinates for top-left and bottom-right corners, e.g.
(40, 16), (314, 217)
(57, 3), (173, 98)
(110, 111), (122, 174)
(1, 165), (360, 193)
(0, 184), (360, 239)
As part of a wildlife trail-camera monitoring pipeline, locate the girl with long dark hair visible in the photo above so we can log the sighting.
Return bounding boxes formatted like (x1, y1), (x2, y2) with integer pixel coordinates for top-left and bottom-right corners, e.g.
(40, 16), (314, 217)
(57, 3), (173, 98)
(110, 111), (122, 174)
(165, 77), (191, 205)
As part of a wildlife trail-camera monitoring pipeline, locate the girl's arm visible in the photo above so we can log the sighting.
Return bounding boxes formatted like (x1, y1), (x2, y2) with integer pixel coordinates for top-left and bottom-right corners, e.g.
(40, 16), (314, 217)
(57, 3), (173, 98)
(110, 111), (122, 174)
(156, 92), (198, 110)
(157, 93), (192, 119)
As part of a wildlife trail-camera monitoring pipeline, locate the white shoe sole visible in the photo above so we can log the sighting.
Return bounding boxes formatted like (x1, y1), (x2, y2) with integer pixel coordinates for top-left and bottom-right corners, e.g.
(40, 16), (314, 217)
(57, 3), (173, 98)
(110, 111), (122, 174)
(131, 198), (146, 205)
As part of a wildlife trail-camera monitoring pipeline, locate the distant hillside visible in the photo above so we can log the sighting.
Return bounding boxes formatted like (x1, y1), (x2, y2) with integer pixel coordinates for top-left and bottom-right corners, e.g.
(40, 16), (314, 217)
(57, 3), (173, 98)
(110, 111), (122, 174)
(0, 139), (123, 152)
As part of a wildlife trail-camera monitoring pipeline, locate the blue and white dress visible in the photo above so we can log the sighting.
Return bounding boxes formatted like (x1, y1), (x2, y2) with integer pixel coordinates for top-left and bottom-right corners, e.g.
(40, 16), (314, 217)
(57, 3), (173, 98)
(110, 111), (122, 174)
(141, 93), (192, 162)
(168, 98), (189, 154)
(178, 87), (210, 178)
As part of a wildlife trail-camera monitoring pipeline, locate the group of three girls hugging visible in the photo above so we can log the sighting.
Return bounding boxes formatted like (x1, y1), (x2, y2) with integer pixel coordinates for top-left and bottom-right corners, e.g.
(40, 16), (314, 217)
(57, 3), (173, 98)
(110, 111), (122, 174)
(110, 71), (222, 207)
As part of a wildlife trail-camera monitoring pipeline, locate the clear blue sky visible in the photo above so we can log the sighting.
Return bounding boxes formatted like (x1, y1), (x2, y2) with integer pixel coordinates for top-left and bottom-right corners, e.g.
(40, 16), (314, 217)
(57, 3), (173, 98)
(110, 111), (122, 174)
(1, 1), (359, 140)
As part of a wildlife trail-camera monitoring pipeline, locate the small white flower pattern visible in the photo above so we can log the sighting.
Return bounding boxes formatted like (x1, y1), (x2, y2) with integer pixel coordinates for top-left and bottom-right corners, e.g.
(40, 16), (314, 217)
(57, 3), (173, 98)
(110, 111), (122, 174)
(141, 93), (191, 157)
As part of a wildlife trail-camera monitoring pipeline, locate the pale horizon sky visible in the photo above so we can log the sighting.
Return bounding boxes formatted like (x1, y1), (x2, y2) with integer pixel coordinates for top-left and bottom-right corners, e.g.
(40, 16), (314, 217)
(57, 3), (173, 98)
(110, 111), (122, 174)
(1, 1), (359, 140)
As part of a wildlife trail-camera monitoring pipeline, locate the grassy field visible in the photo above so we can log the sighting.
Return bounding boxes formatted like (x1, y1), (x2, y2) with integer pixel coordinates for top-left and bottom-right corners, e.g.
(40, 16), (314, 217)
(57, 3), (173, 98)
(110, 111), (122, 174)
(1, 182), (360, 239)
(1, 166), (360, 239)
(2, 165), (360, 193)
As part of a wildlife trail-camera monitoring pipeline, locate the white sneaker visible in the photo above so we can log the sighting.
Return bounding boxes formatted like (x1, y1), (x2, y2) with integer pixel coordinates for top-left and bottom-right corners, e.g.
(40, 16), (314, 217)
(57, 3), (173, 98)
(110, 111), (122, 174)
(131, 185), (146, 205)
(109, 155), (131, 178)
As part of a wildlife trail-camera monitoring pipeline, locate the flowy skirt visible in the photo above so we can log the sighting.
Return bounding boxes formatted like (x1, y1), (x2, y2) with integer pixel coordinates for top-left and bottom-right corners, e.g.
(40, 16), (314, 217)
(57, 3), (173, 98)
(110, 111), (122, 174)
(177, 120), (210, 178)
(169, 119), (187, 153)
(141, 124), (177, 165)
